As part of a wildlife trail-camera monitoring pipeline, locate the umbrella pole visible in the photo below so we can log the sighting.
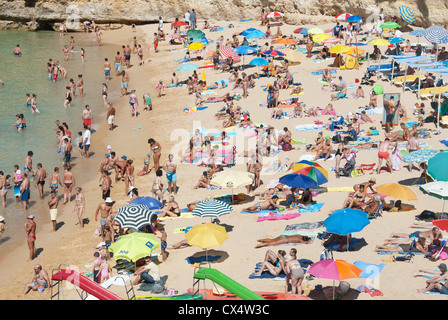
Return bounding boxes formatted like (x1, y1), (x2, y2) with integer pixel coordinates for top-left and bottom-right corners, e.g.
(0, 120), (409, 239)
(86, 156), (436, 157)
(333, 280), (335, 300)
(437, 93), (441, 128)
(443, 199), (446, 213)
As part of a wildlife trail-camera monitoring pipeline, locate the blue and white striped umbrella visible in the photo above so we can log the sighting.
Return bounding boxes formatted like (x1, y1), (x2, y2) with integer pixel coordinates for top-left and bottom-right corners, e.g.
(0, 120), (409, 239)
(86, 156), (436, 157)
(409, 30), (425, 37)
(399, 5), (416, 24)
(424, 25), (448, 44)
(192, 199), (233, 219)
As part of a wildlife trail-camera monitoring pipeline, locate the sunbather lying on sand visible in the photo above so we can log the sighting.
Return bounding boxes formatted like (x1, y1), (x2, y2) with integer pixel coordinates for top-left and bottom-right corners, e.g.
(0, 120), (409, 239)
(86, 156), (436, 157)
(242, 196), (281, 213)
(374, 237), (429, 253)
(255, 234), (312, 248)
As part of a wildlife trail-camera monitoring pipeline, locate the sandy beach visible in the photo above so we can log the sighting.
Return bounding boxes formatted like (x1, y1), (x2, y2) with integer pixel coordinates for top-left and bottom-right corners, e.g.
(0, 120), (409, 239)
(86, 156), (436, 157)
(3, 13), (448, 301)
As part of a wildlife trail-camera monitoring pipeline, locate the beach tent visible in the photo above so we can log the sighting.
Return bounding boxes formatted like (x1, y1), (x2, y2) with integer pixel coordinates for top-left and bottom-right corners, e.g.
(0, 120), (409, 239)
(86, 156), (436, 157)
(383, 93), (400, 127)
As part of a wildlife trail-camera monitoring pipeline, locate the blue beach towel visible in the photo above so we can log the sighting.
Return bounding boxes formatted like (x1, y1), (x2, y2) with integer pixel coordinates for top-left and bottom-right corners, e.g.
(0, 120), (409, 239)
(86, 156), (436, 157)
(186, 255), (222, 264)
(353, 261), (385, 279)
(311, 70), (338, 75)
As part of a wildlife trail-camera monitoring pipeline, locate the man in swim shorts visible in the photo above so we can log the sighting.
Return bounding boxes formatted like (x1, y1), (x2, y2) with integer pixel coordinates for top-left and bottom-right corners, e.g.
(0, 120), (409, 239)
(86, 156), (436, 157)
(163, 154), (177, 194)
(17, 265), (50, 297)
(114, 51), (122, 76)
(95, 197), (114, 240)
(377, 138), (396, 175)
(104, 58), (111, 80)
(48, 190), (59, 232)
(82, 105), (92, 129)
(121, 71), (130, 96)
(20, 173), (31, 211)
(35, 163), (47, 199)
(49, 167), (61, 195)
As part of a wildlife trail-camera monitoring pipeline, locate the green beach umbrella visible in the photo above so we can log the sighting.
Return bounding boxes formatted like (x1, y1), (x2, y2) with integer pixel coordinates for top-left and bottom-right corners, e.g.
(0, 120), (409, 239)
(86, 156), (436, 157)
(187, 29), (205, 39)
(372, 84), (384, 95)
(379, 22), (401, 29)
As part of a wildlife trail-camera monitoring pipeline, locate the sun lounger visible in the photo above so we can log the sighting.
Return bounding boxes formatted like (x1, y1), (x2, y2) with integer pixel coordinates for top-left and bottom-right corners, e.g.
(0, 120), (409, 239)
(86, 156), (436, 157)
(393, 74), (425, 87)
(419, 86), (448, 100)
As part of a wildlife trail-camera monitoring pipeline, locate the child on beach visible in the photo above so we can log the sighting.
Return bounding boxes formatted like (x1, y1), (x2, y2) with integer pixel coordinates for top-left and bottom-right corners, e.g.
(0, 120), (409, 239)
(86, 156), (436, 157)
(156, 80), (165, 97)
(25, 94), (31, 108)
(138, 159), (150, 176)
(143, 93), (152, 111)
(92, 252), (101, 283)
(157, 226), (168, 261)
(99, 255), (111, 283)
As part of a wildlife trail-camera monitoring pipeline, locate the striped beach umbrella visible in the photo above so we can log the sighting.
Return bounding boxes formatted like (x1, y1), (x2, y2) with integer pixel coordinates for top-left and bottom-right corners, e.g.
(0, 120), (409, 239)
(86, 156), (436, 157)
(294, 27), (308, 35)
(322, 37), (342, 44)
(399, 5), (416, 24)
(293, 166), (328, 185)
(424, 25), (448, 44)
(115, 204), (155, 230)
(262, 49), (286, 57)
(265, 11), (284, 19)
(192, 199), (233, 221)
(219, 45), (240, 60)
(335, 13), (352, 20)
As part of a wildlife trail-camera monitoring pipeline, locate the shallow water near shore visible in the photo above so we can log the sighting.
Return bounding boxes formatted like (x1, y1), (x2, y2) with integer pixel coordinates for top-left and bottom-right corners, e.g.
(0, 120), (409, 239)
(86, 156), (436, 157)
(0, 30), (114, 250)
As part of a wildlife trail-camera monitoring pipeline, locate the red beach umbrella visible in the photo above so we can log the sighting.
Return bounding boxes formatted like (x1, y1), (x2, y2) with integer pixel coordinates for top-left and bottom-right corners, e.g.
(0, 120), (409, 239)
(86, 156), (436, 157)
(335, 13), (353, 20)
(219, 45), (240, 61)
(171, 21), (188, 27)
(433, 219), (448, 232)
(265, 12), (284, 19)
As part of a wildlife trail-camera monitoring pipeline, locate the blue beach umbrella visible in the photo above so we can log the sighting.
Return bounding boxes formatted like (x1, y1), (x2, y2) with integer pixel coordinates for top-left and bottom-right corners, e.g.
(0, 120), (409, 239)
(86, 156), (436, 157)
(278, 173), (318, 189)
(176, 63), (199, 71)
(242, 28), (265, 39)
(399, 5), (416, 24)
(410, 30), (425, 37)
(232, 45), (256, 55)
(130, 196), (163, 210)
(346, 15), (362, 22)
(389, 37), (405, 44)
(249, 57), (269, 66)
(324, 208), (370, 236)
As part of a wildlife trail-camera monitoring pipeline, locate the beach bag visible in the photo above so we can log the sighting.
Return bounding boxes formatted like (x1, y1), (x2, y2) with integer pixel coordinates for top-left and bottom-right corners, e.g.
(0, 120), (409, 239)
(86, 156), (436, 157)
(320, 248), (333, 260)
(151, 280), (165, 294)
(332, 134), (342, 143)
(282, 143), (292, 151)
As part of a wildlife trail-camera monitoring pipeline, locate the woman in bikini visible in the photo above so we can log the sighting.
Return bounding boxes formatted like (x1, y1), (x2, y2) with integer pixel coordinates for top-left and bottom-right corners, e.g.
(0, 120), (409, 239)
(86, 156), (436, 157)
(255, 234), (312, 248)
(159, 195), (181, 218)
(306, 36), (314, 58)
(102, 83), (108, 106)
(129, 90), (138, 117)
(62, 165), (75, 205)
(148, 138), (162, 171)
(152, 169), (165, 202)
(30, 94), (40, 114)
(13, 114), (23, 131)
(73, 187), (85, 228)
(342, 184), (366, 208)
(64, 86), (72, 108)
(254, 250), (288, 276)
(80, 48), (85, 62)
(77, 74), (84, 97)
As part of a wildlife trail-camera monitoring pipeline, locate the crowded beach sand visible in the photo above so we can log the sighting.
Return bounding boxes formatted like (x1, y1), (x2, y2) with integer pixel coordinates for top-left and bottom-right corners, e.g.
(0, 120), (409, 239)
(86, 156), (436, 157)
(3, 10), (448, 300)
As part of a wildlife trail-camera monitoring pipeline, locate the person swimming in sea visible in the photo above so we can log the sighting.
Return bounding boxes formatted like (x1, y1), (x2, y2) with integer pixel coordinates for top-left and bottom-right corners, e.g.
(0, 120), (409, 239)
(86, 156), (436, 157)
(13, 44), (21, 56)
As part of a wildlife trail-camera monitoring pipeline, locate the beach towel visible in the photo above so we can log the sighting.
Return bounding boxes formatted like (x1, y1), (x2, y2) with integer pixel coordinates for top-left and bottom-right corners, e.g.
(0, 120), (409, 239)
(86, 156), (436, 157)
(138, 275), (168, 292)
(241, 209), (279, 215)
(284, 221), (325, 231)
(249, 258), (313, 280)
(295, 124), (324, 132)
(353, 261), (385, 279)
(299, 153), (335, 162)
(312, 70), (338, 75)
(257, 211), (301, 222)
(293, 202), (324, 213)
(186, 255), (222, 264)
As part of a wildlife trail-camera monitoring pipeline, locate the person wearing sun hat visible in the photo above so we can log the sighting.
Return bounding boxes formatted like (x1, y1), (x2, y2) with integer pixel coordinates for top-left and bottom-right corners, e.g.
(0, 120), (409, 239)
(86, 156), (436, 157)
(353, 177), (377, 195)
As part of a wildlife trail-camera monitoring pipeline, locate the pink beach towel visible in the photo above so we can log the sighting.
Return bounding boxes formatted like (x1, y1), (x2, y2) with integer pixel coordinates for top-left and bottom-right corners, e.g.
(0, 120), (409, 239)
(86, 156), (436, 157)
(257, 212), (301, 222)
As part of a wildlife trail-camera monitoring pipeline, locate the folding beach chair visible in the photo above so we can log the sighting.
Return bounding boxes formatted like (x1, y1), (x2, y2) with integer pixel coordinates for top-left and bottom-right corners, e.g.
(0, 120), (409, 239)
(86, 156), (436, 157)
(368, 202), (383, 219)
(393, 239), (416, 263)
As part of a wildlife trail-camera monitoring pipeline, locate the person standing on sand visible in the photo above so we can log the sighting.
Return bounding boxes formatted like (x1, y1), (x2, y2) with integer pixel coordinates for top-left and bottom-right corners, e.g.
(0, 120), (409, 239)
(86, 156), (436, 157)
(73, 187), (85, 228)
(49, 167), (62, 195)
(104, 58), (111, 81)
(124, 159), (135, 196)
(100, 170), (112, 200)
(163, 154), (177, 195)
(35, 163), (47, 199)
(95, 197), (114, 241)
(148, 138), (162, 171)
(62, 165), (75, 204)
(17, 265), (50, 297)
(63, 138), (73, 167)
(114, 51), (122, 76)
(82, 105), (92, 130)
(154, 32), (159, 53)
(48, 190), (59, 232)
(82, 125), (92, 158)
(377, 138), (396, 174)
(25, 215), (36, 261)
(106, 103), (116, 131)
(121, 70), (130, 96)
(20, 173), (31, 211)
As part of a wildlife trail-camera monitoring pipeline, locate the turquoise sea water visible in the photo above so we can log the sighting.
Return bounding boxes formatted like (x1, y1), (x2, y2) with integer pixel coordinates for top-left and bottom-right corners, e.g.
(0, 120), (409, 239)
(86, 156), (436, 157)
(0, 30), (112, 248)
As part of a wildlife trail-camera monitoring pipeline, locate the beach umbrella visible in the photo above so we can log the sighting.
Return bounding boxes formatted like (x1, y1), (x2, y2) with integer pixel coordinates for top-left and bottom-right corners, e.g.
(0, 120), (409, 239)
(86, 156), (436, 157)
(389, 37), (406, 44)
(278, 173), (318, 189)
(176, 63), (199, 71)
(191, 199), (233, 221)
(433, 219), (448, 232)
(335, 13), (352, 20)
(343, 47), (365, 55)
(329, 45), (350, 54)
(242, 28), (265, 39)
(294, 27), (308, 35)
(368, 38), (391, 46)
(308, 259), (362, 300)
(410, 30), (425, 37)
(399, 5), (416, 24)
(219, 45), (240, 60)
(291, 160), (324, 172)
(232, 45), (255, 66)
(188, 37), (209, 46)
(346, 15), (362, 22)
(380, 21), (401, 29)
(249, 57), (269, 66)
(171, 21), (188, 27)
(108, 232), (160, 262)
(187, 29), (205, 39)
(115, 204), (155, 231)
(129, 196), (163, 210)
(308, 27), (324, 35)
(293, 166), (328, 185)
(312, 33), (332, 43)
(187, 42), (205, 50)
(402, 149), (439, 164)
(210, 169), (255, 189)
(265, 11), (284, 19)
(262, 49), (286, 57)
(273, 38), (297, 45)
(425, 25), (448, 44)
(279, 48), (301, 62)
(376, 183), (418, 201)
(428, 151), (448, 181)
(420, 181), (448, 212)
(186, 223), (228, 262)
(372, 84), (384, 95)
(324, 208), (370, 236)
(322, 37), (342, 44)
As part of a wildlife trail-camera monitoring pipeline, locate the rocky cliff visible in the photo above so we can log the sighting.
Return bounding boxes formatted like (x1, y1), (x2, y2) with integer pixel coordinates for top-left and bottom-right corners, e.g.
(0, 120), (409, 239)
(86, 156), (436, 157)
(0, 0), (444, 30)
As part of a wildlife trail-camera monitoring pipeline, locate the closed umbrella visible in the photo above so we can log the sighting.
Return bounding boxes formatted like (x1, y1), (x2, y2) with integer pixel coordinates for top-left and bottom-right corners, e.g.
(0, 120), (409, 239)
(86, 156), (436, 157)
(420, 181), (448, 212)
(115, 204), (155, 230)
(176, 63), (199, 71)
(307, 259), (362, 300)
(428, 151), (448, 181)
(399, 5), (416, 24)
(130, 196), (163, 210)
(185, 223), (228, 262)
(376, 183), (418, 201)
(192, 199), (233, 221)
(278, 173), (318, 189)
(108, 232), (160, 262)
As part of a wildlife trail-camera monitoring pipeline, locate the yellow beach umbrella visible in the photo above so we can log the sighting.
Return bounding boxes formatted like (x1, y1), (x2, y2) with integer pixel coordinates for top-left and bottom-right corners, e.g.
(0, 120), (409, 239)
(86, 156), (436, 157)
(273, 38), (297, 45)
(368, 38), (391, 46)
(376, 183), (418, 201)
(344, 47), (365, 55)
(312, 33), (331, 43)
(329, 45), (350, 54)
(186, 223), (228, 249)
(187, 42), (205, 50)
(280, 48), (301, 62)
